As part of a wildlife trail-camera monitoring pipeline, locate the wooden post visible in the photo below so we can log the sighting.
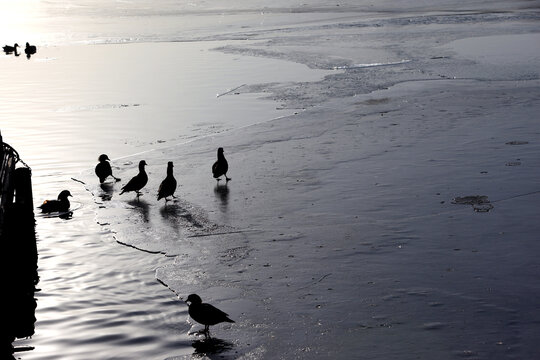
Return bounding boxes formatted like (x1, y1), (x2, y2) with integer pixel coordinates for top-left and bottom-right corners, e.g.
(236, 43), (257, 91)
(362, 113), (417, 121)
(0, 134), (37, 355)
(14, 168), (34, 213)
(0, 130), (3, 162)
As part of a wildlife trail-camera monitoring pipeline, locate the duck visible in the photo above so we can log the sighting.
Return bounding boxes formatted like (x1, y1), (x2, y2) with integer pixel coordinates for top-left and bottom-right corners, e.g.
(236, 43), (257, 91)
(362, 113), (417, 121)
(2, 43), (19, 53)
(24, 42), (36, 55)
(119, 160), (148, 198)
(157, 161), (177, 202)
(95, 154), (121, 183)
(185, 294), (235, 338)
(38, 190), (72, 213)
(212, 147), (231, 182)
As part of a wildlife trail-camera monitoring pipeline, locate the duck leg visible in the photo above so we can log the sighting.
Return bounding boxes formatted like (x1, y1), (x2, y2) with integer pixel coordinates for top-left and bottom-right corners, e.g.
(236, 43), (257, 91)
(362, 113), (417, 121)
(203, 325), (212, 339)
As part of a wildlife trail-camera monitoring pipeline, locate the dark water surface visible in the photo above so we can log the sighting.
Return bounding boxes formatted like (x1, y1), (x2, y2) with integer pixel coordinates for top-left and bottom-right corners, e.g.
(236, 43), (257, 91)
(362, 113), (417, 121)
(17, 190), (193, 359)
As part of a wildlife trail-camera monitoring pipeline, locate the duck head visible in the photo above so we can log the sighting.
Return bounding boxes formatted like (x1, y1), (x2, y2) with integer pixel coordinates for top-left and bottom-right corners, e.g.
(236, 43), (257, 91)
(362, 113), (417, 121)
(58, 190), (72, 200)
(98, 154), (110, 162)
(186, 294), (202, 305)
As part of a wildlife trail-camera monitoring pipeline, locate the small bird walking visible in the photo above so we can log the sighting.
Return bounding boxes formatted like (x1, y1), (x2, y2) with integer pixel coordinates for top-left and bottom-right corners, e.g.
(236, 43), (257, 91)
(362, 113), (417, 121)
(38, 190), (72, 213)
(185, 294), (235, 338)
(95, 154), (121, 183)
(212, 147), (231, 182)
(120, 160), (148, 199)
(157, 161), (177, 203)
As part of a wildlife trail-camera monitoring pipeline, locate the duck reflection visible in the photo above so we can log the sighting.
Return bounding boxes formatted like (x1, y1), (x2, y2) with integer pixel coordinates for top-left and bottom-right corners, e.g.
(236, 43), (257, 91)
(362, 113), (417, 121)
(99, 183), (114, 201)
(159, 203), (182, 233)
(214, 183), (229, 209)
(160, 202), (181, 218)
(127, 199), (150, 222)
(59, 211), (73, 220)
(192, 337), (234, 357)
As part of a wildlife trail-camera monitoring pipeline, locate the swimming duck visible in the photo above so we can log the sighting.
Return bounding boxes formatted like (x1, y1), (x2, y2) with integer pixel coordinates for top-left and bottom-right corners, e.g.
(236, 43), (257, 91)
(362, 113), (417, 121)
(2, 43), (19, 53)
(119, 160), (148, 198)
(185, 294), (235, 338)
(157, 161), (177, 202)
(95, 154), (121, 183)
(212, 147), (231, 182)
(38, 190), (72, 213)
(24, 42), (36, 55)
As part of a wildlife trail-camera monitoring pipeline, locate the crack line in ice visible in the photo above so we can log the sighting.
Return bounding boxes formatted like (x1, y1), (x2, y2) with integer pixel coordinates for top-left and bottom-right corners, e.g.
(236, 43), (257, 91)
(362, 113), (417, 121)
(332, 59), (411, 70)
(490, 189), (540, 203)
(216, 83), (246, 98)
(187, 229), (259, 238)
(296, 273), (332, 291)
(114, 237), (167, 255)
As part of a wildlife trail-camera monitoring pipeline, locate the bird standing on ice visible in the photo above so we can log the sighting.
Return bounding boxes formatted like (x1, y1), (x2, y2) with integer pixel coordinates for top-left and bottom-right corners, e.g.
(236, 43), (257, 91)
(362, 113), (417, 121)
(212, 147), (231, 182)
(119, 160), (148, 198)
(185, 294), (235, 338)
(95, 154), (121, 183)
(38, 190), (72, 213)
(157, 161), (177, 203)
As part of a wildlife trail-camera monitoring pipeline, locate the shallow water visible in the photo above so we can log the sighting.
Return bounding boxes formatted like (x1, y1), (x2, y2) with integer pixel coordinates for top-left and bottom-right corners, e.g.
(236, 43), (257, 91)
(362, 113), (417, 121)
(0, 41), (334, 173)
(18, 198), (193, 360)
(1, 40), (332, 359)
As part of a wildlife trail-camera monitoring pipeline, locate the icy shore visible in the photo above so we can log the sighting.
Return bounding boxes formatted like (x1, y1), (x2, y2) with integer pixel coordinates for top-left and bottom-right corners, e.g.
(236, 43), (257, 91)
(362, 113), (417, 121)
(73, 2), (540, 359)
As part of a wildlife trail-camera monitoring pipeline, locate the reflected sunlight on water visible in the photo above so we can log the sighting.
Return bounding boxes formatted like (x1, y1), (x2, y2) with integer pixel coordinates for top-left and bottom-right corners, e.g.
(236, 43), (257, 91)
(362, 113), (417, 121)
(18, 197), (192, 359)
(1, 1), (336, 358)
(1, 42), (331, 175)
(1, 12), (333, 359)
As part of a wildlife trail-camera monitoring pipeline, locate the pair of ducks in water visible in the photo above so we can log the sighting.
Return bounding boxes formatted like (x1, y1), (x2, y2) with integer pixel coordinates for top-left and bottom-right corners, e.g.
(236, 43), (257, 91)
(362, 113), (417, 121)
(38, 148), (234, 337)
(2, 42), (37, 58)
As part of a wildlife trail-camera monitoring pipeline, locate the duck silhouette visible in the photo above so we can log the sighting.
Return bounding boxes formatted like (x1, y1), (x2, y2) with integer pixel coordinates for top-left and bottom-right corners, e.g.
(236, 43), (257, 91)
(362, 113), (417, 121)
(24, 42), (37, 58)
(38, 190), (72, 213)
(212, 147), (231, 182)
(120, 160), (148, 198)
(157, 161), (177, 202)
(95, 154), (121, 183)
(2, 43), (19, 53)
(185, 294), (235, 338)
